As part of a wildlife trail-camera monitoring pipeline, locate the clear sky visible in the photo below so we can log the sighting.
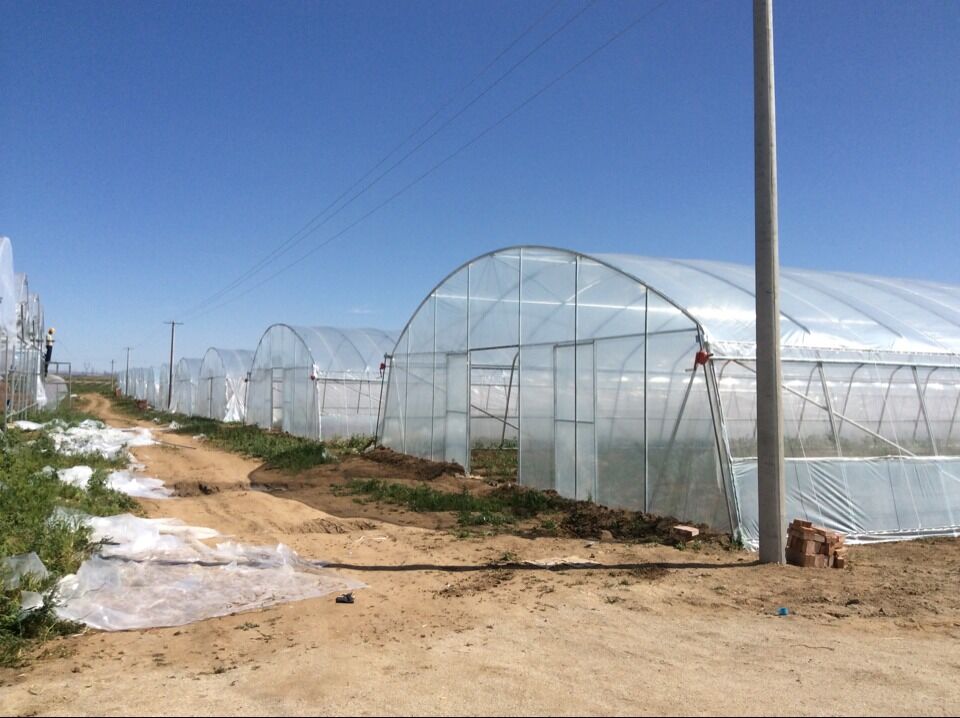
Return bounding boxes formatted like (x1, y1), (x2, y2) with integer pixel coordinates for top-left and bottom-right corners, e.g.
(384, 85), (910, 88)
(2, 0), (957, 371)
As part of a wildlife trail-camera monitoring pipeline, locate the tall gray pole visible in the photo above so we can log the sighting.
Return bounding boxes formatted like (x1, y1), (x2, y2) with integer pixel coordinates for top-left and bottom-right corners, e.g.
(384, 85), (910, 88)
(124, 347), (132, 396)
(754, 0), (786, 564)
(164, 321), (182, 410)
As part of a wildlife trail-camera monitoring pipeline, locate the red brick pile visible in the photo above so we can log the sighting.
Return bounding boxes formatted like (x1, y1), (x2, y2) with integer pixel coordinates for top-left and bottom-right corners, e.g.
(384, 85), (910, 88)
(786, 519), (847, 568)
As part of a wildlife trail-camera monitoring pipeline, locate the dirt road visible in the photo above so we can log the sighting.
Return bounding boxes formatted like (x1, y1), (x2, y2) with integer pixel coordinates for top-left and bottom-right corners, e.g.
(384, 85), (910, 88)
(2, 395), (959, 715)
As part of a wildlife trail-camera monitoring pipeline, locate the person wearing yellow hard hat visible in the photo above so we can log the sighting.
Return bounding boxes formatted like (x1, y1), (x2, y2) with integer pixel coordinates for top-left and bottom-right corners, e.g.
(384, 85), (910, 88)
(44, 327), (55, 376)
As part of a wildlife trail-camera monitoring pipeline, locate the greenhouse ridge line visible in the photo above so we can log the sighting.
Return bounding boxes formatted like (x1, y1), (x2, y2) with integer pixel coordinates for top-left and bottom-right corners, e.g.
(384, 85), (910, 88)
(180, 0), (676, 323)
(176, 0), (581, 321)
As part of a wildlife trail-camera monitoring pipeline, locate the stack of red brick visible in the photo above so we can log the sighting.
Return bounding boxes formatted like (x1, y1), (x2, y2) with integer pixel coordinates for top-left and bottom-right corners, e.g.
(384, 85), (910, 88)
(786, 519), (847, 568)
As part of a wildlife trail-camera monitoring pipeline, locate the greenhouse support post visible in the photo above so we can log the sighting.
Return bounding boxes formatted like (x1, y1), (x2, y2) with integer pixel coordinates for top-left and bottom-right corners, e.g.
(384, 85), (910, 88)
(754, 0), (786, 564)
(124, 346), (132, 396)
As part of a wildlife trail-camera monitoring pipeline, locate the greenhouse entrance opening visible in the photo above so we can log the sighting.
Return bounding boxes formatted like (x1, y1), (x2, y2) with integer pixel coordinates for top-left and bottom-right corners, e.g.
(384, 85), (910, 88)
(271, 367), (283, 430)
(463, 347), (520, 480)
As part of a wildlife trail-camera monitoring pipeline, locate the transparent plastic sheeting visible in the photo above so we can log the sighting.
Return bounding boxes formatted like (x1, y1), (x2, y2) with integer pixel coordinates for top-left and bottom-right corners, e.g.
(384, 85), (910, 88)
(54, 465), (172, 500)
(171, 358), (202, 415)
(54, 514), (364, 631)
(0, 236), (17, 336)
(2, 552), (47, 614)
(32, 419), (156, 459)
(196, 348), (254, 422)
(597, 253), (960, 360)
(246, 325), (397, 440)
(381, 246), (960, 546)
(732, 458), (960, 548)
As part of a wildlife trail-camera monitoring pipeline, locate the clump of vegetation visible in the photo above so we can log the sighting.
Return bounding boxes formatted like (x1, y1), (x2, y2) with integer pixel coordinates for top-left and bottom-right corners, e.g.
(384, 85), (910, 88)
(470, 440), (518, 481)
(335, 478), (569, 528)
(168, 417), (332, 471)
(1, 422), (138, 666)
(105, 397), (335, 471)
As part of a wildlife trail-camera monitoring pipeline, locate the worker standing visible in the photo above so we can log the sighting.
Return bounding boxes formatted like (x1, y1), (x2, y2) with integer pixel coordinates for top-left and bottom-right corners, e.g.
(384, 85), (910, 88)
(44, 327), (55, 376)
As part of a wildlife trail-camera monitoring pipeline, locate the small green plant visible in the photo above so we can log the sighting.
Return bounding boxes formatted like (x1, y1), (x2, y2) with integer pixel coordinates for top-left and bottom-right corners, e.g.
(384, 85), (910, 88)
(539, 518), (558, 534)
(728, 532), (745, 551)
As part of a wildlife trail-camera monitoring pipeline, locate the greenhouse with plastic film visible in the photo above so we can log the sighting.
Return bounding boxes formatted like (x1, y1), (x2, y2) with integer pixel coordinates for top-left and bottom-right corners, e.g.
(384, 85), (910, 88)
(171, 358), (202, 415)
(246, 324), (397, 440)
(196, 348), (254, 422)
(378, 246), (960, 547)
(156, 363), (170, 410)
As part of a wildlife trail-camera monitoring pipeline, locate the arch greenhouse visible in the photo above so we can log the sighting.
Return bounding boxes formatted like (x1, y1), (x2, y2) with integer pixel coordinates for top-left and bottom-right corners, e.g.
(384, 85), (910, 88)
(247, 324), (397, 440)
(379, 246), (960, 546)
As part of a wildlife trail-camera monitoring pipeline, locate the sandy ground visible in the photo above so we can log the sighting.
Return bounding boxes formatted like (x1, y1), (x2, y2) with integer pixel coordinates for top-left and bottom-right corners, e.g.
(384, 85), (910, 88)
(2, 394), (959, 716)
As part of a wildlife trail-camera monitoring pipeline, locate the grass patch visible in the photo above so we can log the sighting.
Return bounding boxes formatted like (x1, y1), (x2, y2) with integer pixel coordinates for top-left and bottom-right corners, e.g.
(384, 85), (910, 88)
(168, 417), (333, 471)
(1, 422), (138, 666)
(99, 396), (335, 472)
(470, 440), (518, 481)
(336, 478), (567, 528)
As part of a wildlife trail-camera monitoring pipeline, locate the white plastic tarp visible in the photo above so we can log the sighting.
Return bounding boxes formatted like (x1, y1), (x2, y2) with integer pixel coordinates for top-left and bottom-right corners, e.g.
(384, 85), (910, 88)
(54, 514), (364, 630)
(44, 419), (155, 459)
(55, 465), (172, 500)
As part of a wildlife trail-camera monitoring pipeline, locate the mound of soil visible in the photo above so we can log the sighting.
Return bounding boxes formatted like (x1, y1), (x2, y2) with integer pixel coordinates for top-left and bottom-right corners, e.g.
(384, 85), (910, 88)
(362, 446), (464, 480)
(558, 499), (715, 544)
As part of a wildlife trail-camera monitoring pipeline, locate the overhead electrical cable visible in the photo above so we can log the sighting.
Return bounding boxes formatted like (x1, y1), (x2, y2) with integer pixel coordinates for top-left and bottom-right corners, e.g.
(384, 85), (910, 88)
(184, 0), (674, 322)
(179, 0), (570, 317)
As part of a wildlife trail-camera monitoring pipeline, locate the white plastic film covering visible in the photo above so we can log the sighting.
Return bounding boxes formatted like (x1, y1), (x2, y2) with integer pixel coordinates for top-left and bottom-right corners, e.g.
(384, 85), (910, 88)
(54, 514), (364, 630)
(381, 246), (960, 545)
(0, 237), (18, 337)
(40, 418), (155, 459)
(196, 348), (254, 422)
(596, 253), (960, 362)
(247, 325), (397, 440)
(171, 358), (202, 415)
(156, 363), (170, 410)
(55, 465), (172, 499)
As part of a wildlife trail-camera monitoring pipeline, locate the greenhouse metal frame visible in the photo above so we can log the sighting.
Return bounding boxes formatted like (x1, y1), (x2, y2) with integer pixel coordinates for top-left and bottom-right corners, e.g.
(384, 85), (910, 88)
(246, 324), (397, 440)
(379, 246), (960, 546)
(196, 348), (254, 422)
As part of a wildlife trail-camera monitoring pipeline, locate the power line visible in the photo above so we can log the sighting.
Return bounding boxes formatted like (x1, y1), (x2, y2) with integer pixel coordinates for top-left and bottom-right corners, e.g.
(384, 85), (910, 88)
(185, 0), (675, 322)
(179, 0), (570, 318)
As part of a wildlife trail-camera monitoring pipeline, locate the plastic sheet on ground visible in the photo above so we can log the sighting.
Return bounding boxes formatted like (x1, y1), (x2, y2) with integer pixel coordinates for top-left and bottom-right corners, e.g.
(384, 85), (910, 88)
(54, 514), (364, 631)
(46, 419), (155, 459)
(1, 552), (50, 589)
(55, 465), (172, 500)
(11, 420), (44, 431)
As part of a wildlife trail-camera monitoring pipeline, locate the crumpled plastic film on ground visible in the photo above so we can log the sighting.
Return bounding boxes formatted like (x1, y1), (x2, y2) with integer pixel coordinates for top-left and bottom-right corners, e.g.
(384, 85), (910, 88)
(45, 419), (155, 459)
(1, 552), (50, 589)
(54, 514), (364, 631)
(11, 420), (44, 431)
(55, 466), (173, 500)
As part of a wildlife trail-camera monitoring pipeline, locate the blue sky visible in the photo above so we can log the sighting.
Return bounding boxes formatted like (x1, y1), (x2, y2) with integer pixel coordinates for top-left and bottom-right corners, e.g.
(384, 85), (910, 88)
(2, 0), (957, 371)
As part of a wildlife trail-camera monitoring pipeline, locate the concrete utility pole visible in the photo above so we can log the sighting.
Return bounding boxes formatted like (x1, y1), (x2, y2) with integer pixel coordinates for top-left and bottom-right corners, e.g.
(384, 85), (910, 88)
(165, 321), (182, 409)
(754, 0), (786, 564)
(124, 347), (132, 396)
